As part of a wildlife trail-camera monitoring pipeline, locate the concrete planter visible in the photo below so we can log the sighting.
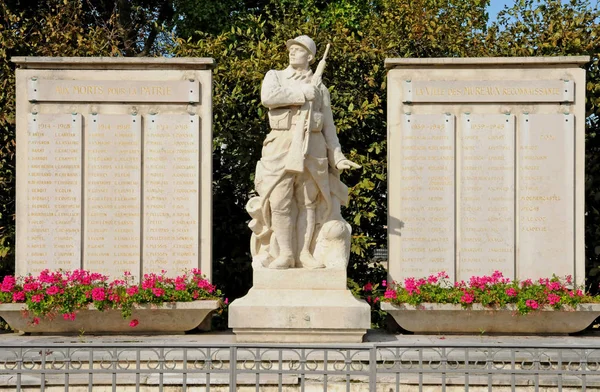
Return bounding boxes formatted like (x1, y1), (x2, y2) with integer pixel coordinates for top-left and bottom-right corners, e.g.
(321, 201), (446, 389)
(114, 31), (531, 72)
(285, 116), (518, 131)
(381, 302), (600, 334)
(0, 300), (220, 334)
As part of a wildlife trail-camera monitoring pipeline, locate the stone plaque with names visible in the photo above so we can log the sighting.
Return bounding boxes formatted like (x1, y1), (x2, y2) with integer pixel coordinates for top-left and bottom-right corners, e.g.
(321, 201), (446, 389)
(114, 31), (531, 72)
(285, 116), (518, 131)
(144, 114), (200, 274)
(399, 113), (455, 278)
(518, 114), (575, 278)
(403, 80), (574, 103)
(387, 57), (587, 285)
(23, 113), (82, 273)
(84, 114), (142, 277)
(459, 114), (515, 280)
(14, 57), (214, 281)
(28, 80), (200, 103)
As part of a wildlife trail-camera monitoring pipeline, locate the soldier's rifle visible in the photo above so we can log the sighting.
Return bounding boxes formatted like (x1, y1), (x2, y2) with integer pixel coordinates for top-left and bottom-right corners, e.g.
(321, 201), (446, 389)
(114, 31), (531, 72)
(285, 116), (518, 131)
(303, 43), (331, 155)
(285, 43), (331, 173)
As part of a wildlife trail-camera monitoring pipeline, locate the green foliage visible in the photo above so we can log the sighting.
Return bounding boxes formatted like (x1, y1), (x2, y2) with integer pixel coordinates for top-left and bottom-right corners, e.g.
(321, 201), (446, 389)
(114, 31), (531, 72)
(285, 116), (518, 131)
(383, 271), (599, 315)
(0, 269), (221, 324)
(168, 0), (494, 297)
(0, 1), (126, 277)
(1, 0), (600, 309)
(486, 0), (600, 293)
(348, 277), (387, 328)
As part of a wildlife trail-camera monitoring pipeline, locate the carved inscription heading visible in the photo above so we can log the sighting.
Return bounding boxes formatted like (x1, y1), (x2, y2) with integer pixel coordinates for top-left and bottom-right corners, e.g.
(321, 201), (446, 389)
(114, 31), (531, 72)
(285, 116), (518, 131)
(28, 80), (200, 103)
(404, 80), (574, 103)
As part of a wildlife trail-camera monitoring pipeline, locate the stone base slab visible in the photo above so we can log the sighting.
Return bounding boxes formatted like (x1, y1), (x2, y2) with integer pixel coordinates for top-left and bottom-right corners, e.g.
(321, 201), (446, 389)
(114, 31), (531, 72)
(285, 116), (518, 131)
(229, 288), (370, 343)
(0, 300), (220, 334)
(232, 328), (367, 343)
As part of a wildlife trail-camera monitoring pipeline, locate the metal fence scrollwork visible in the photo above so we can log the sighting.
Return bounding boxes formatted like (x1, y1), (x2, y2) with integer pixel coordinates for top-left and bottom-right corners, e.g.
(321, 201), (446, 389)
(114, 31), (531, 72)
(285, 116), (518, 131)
(0, 342), (599, 391)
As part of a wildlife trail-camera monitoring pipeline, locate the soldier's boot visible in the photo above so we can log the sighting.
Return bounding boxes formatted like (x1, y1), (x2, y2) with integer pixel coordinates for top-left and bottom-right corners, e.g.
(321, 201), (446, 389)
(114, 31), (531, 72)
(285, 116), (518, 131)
(269, 212), (295, 269)
(297, 206), (325, 269)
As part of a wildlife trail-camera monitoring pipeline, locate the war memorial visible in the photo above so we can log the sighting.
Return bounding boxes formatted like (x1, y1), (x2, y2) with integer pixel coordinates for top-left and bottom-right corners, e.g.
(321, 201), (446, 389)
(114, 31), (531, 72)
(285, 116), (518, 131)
(0, 35), (599, 390)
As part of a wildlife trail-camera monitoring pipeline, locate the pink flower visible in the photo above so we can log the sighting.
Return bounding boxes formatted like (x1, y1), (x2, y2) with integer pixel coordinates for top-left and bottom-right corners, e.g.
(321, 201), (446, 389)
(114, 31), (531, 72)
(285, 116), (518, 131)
(12, 291), (25, 302)
(460, 292), (475, 304)
(129, 319), (139, 328)
(382, 280), (387, 287)
(91, 287), (106, 301)
(197, 280), (215, 293)
(521, 279), (533, 288)
(23, 282), (39, 292)
(1, 276), (15, 292)
(525, 299), (539, 309)
(152, 287), (165, 297)
(505, 288), (517, 297)
(224, 298), (229, 305)
(32, 317), (40, 325)
(427, 275), (438, 284)
(491, 271), (504, 281)
(547, 281), (561, 291)
(384, 289), (397, 299)
(404, 278), (422, 295)
(547, 294), (561, 305)
(367, 296), (372, 303)
(31, 294), (44, 303)
(175, 283), (186, 291)
(62, 313), (76, 321)
(126, 286), (139, 296)
(566, 275), (573, 284)
(46, 286), (60, 296)
(363, 282), (373, 292)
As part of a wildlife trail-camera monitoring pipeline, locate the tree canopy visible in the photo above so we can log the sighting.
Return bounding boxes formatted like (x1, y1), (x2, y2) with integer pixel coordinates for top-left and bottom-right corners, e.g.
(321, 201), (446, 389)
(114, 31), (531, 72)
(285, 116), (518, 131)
(1, 0), (599, 304)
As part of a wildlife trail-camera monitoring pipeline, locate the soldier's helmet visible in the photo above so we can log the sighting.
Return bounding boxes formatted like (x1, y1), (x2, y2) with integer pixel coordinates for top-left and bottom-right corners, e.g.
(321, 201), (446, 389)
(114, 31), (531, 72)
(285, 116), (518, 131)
(285, 35), (317, 64)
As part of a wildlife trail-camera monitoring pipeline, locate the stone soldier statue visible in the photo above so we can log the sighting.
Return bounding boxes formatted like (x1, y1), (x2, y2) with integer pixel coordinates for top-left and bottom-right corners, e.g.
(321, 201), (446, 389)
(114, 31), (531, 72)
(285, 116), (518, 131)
(246, 35), (360, 270)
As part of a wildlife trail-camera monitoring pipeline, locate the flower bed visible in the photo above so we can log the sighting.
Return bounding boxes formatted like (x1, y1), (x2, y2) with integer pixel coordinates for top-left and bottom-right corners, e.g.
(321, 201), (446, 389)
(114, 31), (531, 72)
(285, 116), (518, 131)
(0, 269), (222, 333)
(380, 271), (600, 334)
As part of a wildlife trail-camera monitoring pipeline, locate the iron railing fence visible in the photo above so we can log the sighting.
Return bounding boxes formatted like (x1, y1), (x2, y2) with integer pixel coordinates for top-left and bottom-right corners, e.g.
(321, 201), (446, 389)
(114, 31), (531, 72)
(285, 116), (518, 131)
(0, 342), (599, 391)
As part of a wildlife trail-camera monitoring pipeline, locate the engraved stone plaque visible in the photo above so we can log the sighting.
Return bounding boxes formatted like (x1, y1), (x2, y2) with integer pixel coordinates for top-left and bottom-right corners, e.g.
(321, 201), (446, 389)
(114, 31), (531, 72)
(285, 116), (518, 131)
(143, 114), (200, 275)
(24, 113), (82, 273)
(403, 80), (574, 103)
(387, 57), (587, 285)
(518, 114), (575, 278)
(399, 114), (455, 278)
(459, 114), (515, 280)
(28, 80), (200, 103)
(84, 114), (142, 277)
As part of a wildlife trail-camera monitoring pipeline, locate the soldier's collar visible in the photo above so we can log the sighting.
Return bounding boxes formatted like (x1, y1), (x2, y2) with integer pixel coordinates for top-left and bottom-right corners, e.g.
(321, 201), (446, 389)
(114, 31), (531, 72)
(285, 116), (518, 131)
(284, 66), (313, 80)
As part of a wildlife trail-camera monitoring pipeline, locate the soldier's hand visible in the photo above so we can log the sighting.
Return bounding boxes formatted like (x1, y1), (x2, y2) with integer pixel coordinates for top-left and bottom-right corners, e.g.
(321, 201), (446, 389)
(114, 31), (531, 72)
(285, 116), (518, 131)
(301, 84), (317, 101)
(336, 159), (361, 171)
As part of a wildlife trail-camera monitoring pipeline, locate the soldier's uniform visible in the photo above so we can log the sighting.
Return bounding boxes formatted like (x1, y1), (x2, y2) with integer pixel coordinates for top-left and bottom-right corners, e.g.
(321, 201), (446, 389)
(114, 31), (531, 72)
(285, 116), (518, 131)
(257, 65), (347, 216)
(249, 36), (350, 270)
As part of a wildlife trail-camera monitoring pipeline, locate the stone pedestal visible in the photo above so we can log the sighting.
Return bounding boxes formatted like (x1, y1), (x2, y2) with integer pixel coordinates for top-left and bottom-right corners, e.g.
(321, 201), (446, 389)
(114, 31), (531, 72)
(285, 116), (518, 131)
(229, 269), (370, 343)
